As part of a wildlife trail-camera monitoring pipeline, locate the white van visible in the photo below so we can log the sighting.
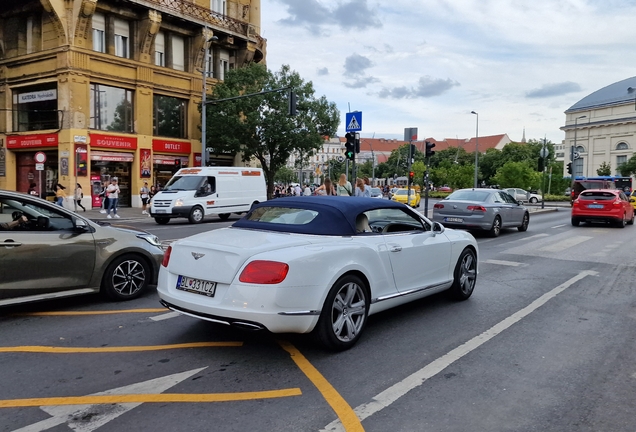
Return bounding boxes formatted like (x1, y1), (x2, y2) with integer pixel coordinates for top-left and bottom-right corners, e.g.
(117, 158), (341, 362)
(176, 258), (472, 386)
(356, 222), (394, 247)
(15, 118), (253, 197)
(150, 167), (266, 224)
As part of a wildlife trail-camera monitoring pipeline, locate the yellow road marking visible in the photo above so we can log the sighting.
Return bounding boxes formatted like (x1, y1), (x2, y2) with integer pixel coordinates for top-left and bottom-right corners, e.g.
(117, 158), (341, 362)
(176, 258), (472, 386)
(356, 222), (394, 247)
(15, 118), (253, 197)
(16, 308), (168, 316)
(278, 340), (364, 432)
(0, 342), (242, 353)
(0, 389), (302, 408)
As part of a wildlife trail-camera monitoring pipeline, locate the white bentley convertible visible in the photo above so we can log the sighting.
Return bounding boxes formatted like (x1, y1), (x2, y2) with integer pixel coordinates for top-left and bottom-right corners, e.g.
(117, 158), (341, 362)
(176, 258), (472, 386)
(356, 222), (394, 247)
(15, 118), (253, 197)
(157, 196), (478, 350)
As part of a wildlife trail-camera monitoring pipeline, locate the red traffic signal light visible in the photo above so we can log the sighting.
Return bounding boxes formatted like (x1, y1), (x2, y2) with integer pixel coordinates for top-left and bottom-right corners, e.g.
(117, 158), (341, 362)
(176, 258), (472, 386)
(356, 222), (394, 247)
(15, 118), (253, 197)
(409, 171), (414, 179)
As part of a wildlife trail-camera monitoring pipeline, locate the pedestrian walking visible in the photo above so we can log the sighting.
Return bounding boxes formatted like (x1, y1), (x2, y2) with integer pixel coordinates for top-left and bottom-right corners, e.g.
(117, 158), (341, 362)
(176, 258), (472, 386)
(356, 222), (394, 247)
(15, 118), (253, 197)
(106, 177), (121, 219)
(336, 174), (352, 196)
(99, 182), (109, 214)
(75, 183), (86, 211)
(55, 184), (66, 207)
(140, 181), (150, 215)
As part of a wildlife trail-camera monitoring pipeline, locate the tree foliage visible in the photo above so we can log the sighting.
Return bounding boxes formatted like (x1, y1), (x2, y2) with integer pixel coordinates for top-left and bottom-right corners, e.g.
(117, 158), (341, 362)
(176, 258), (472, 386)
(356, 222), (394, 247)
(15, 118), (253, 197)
(492, 161), (541, 189)
(619, 154), (636, 176)
(596, 161), (612, 176)
(204, 63), (340, 198)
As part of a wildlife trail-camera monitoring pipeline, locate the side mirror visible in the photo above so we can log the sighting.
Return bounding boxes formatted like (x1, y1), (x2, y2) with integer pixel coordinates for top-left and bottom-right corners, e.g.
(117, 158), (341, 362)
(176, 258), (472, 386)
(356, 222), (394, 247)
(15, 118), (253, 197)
(432, 222), (445, 234)
(36, 216), (49, 230)
(74, 218), (88, 231)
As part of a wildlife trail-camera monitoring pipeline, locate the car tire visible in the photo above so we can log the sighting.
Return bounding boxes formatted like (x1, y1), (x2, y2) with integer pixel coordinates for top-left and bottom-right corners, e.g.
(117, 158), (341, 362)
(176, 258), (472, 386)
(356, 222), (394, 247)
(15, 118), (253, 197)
(628, 212), (635, 225)
(218, 213), (231, 221)
(448, 248), (477, 301)
(518, 212), (529, 232)
(188, 206), (204, 224)
(571, 217), (580, 227)
(315, 274), (369, 351)
(101, 254), (150, 301)
(488, 216), (502, 237)
(616, 213), (626, 228)
(529, 197), (538, 204)
(154, 217), (169, 225)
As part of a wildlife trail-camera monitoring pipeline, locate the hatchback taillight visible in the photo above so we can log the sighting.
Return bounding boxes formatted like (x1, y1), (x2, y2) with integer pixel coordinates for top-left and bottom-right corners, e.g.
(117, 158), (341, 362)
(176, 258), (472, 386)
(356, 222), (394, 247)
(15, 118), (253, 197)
(239, 260), (289, 284)
(467, 205), (486, 212)
(433, 203), (444, 209)
(162, 246), (172, 267)
(613, 201), (622, 207)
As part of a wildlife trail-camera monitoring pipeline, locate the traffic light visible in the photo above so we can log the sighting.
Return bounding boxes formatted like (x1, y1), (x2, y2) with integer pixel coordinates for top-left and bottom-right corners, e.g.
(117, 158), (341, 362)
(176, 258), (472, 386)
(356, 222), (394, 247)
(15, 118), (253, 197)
(410, 144), (417, 157)
(288, 91), (297, 116)
(425, 140), (436, 158)
(175, 159), (181, 169)
(344, 132), (355, 160)
(566, 162), (572, 174)
(409, 171), (414, 185)
(538, 158), (544, 172)
(355, 133), (360, 154)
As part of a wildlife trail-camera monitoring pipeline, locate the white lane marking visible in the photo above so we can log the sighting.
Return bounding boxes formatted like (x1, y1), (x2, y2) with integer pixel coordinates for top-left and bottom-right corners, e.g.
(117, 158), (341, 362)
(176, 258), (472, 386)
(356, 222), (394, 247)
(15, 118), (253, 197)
(497, 233), (549, 246)
(149, 311), (181, 321)
(551, 224), (566, 229)
(538, 235), (592, 253)
(322, 270), (598, 432)
(15, 368), (206, 432)
(481, 259), (525, 267)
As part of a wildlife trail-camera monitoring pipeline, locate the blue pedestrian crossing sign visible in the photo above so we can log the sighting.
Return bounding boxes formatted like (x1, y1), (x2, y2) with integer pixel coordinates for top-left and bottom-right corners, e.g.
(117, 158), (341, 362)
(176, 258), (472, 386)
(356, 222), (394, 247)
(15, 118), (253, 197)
(345, 112), (362, 132)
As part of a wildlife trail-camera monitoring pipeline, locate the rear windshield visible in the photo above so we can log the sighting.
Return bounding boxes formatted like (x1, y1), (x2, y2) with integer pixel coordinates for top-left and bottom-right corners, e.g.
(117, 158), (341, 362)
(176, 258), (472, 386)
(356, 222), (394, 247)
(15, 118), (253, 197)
(579, 191), (616, 200)
(246, 207), (319, 225)
(446, 190), (491, 201)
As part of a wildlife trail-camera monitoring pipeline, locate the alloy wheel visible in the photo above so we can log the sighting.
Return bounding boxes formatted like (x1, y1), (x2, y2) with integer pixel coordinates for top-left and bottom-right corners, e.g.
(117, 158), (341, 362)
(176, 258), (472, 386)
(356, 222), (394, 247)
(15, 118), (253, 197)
(330, 282), (367, 343)
(458, 252), (477, 296)
(111, 260), (146, 297)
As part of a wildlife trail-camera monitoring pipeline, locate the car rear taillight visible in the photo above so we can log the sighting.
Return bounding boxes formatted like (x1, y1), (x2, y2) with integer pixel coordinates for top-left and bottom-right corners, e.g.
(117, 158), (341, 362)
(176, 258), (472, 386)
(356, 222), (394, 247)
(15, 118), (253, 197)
(161, 246), (172, 267)
(572, 200), (579, 207)
(433, 203), (444, 209)
(239, 260), (289, 284)
(467, 205), (486, 212)
(613, 201), (622, 207)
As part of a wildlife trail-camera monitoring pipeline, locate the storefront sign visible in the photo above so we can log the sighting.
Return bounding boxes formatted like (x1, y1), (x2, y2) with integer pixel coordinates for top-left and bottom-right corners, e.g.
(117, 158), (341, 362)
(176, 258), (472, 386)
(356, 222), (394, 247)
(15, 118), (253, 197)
(7, 134), (58, 149)
(74, 135), (87, 143)
(152, 155), (188, 166)
(18, 89), (57, 104)
(91, 151), (134, 162)
(60, 157), (69, 176)
(152, 139), (191, 154)
(140, 149), (152, 178)
(90, 133), (137, 150)
(75, 144), (88, 176)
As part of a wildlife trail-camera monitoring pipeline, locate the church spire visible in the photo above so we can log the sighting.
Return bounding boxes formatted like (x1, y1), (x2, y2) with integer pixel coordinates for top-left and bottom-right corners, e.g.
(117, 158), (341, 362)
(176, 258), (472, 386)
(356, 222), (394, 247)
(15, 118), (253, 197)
(521, 127), (526, 143)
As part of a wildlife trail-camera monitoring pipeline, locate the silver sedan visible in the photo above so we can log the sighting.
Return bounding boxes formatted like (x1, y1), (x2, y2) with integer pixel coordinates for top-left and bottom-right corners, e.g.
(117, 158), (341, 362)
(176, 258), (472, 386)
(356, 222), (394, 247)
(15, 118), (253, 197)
(432, 188), (530, 237)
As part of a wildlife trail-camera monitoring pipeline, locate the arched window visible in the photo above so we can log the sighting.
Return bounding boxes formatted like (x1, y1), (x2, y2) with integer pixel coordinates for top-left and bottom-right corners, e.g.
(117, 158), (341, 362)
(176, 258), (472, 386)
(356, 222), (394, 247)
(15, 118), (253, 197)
(616, 142), (629, 150)
(576, 145), (585, 153)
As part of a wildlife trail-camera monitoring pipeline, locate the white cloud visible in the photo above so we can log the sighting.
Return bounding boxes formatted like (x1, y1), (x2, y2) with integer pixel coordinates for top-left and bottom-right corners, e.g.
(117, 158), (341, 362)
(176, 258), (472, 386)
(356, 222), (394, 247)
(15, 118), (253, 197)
(263, 0), (636, 143)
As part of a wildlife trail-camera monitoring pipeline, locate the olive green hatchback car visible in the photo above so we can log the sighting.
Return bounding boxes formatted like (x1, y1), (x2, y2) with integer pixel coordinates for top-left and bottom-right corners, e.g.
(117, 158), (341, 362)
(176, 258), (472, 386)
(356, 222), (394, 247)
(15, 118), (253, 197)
(0, 190), (164, 306)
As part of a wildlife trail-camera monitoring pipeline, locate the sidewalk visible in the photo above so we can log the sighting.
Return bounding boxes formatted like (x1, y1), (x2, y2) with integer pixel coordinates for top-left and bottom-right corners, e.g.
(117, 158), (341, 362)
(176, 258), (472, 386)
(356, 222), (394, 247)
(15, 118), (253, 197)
(76, 205), (152, 222)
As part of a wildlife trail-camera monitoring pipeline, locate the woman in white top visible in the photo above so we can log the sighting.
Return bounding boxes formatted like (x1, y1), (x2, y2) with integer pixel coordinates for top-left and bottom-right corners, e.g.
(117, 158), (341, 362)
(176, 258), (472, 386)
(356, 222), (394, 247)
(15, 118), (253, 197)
(355, 178), (371, 197)
(336, 174), (352, 196)
(106, 177), (121, 219)
(315, 178), (335, 196)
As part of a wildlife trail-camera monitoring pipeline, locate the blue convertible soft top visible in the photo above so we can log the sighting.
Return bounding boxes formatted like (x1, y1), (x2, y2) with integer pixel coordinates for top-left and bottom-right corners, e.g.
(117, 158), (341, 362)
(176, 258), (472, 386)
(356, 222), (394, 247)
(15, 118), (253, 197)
(232, 196), (410, 236)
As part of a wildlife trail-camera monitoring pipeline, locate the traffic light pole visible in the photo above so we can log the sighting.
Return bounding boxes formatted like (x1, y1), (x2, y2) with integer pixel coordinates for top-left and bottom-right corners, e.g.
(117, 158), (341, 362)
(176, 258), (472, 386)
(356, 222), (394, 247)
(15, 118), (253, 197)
(407, 140), (413, 203)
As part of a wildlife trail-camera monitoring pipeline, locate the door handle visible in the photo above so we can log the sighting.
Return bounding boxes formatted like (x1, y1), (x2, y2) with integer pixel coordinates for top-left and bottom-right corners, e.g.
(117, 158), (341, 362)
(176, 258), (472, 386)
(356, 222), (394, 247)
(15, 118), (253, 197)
(1, 240), (23, 248)
(390, 245), (402, 252)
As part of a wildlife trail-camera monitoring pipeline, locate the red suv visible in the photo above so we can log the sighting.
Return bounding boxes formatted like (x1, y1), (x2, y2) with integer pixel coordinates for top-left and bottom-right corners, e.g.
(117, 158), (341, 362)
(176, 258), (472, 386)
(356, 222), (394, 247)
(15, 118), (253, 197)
(571, 189), (634, 227)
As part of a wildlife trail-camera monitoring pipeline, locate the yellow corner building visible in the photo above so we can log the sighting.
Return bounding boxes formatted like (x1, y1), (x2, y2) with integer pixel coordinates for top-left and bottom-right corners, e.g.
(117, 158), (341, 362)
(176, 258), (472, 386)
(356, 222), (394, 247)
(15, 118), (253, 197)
(0, 0), (265, 208)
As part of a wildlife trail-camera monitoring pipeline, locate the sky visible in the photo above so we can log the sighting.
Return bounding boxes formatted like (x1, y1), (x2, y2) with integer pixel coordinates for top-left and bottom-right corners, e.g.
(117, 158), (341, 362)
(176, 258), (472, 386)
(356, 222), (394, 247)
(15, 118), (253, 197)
(261, 0), (636, 144)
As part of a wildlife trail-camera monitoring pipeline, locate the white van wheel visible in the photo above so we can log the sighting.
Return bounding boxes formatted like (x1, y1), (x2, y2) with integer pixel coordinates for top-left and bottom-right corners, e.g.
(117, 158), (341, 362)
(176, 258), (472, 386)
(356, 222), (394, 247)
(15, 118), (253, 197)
(189, 206), (204, 224)
(218, 213), (230, 221)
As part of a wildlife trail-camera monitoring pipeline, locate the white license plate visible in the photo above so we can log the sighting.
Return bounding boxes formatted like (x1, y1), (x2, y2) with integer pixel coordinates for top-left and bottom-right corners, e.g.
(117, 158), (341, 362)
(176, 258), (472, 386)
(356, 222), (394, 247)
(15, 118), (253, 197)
(176, 275), (216, 297)
(155, 209), (167, 213)
(445, 217), (464, 223)
(587, 204), (603, 209)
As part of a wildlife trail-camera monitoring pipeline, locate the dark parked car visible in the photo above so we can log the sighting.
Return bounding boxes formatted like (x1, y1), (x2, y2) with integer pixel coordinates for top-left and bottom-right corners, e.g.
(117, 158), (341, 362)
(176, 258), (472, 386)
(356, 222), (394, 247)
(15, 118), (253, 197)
(0, 190), (164, 306)
(432, 188), (529, 237)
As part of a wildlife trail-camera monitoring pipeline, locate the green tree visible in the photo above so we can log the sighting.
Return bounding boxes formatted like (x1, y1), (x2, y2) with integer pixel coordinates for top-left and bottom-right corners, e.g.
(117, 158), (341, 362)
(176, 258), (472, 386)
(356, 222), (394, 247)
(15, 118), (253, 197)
(106, 99), (133, 133)
(597, 161), (611, 176)
(204, 63), (340, 198)
(619, 154), (636, 176)
(492, 161), (541, 189)
(274, 166), (296, 184)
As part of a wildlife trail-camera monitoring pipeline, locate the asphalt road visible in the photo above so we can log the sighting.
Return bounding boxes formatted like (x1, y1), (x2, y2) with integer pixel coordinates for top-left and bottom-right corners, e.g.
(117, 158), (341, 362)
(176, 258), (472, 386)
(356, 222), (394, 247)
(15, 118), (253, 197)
(2, 209), (636, 432)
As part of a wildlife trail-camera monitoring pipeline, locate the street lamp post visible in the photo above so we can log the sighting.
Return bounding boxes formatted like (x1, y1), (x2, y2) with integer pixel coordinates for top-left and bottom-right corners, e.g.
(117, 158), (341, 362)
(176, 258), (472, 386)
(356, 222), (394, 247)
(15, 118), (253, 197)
(572, 115), (587, 177)
(201, 28), (218, 167)
(471, 111), (479, 188)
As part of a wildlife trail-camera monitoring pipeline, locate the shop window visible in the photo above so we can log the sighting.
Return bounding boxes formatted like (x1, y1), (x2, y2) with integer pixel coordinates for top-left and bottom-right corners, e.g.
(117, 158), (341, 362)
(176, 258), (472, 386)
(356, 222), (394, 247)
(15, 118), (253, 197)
(155, 31), (165, 66)
(92, 13), (106, 53)
(90, 84), (134, 133)
(12, 85), (59, 132)
(153, 95), (187, 138)
(114, 18), (130, 58)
